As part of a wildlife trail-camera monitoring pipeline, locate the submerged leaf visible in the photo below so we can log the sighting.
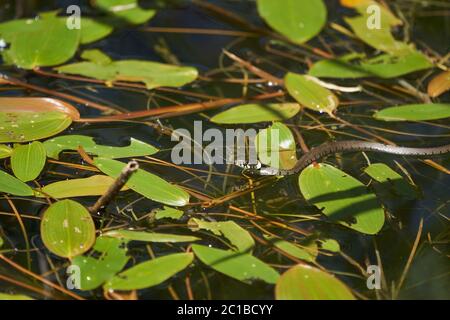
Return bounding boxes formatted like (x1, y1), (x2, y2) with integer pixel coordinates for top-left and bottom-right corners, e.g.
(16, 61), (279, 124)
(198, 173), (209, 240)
(56, 60), (198, 90)
(374, 104), (450, 121)
(299, 164), (385, 234)
(94, 158), (190, 206)
(257, 0), (327, 44)
(192, 244), (279, 284)
(44, 135), (158, 159)
(41, 200), (96, 258)
(210, 103), (300, 124)
(276, 264), (355, 300)
(39, 175), (129, 199)
(11, 141), (47, 182)
(71, 236), (129, 290)
(104, 253), (194, 290)
(189, 218), (254, 252)
(285, 73), (339, 114)
(0, 170), (34, 196)
(104, 230), (200, 243)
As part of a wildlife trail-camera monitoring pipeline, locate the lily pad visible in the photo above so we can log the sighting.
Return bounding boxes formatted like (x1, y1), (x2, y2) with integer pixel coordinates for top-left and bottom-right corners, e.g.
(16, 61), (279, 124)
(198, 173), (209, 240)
(257, 0), (327, 44)
(11, 141), (47, 182)
(56, 59), (198, 90)
(299, 163), (385, 234)
(0, 170), (34, 196)
(192, 244), (279, 284)
(71, 236), (129, 290)
(285, 73), (339, 114)
(374, 104), (450, 121)
(94, 158), (190, 206)
(211, 103), (300, 124)
(0, 97), (79, 143)
(104, 252), (194, 291)
(256, 122), (297, 170)
(188, 218), (254, 252)
(275, 264), (355, 300)
(44, 135), (158, 159)
(39, 175), (129, 199)
(40, 200), (96, 258)
(104, 230), (200, 243)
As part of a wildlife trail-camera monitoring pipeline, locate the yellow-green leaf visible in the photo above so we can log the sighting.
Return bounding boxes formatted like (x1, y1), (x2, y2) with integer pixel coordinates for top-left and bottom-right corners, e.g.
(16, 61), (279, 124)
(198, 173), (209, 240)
(264, 235), (318, 262)
(104, 230), (199, 243)
(154, 206), (184, 220)
(11, 141), (46, 182)
(0, 144), (12, 159)
(94, 0), (157, 25)
(374, 104), (450, 121)
(0, 170), (34, 196)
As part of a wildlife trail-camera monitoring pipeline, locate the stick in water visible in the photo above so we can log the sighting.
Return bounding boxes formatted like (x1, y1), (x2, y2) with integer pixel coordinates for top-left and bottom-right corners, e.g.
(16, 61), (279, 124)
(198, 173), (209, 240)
(89, 161), (139, 214)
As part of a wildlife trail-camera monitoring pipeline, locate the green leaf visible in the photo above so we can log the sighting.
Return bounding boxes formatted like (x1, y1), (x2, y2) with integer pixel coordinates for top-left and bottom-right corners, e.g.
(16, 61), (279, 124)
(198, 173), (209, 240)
(44, 135), (158, 159)
(104, 230), (200, 243)
(81, 49), (112, 65)
(309, 51), (432, 79)
(0, 15), (80, 69)
(0, 97), (78, 143)
(0, 170), (34, 196)
(104, 252), (194, 290)
(211, 103), (300, 124)
(256, 122), (297, 170)
(299, 163), (385, 234)
(71, 236), (129, 290)
(154, 206), (184, 220)
(94, 158), (190, 206)
(0, 236), (3, 248)
(264, 235), (318, 262)
(0, 293), (34, 300)
(40, 200), (96, 258)
(94, 0), (157, 25)
(188, 218), (254, 252)
(56, 60), (198, 90)
(0, 144), (12, 159)
(39, 175), (128, 199)
(285, 73), (339, 114)
(364, 163), (416, 199)
(275, 264), (355, 300)
(192, 244), (279, 284)
(11, 141), (46, 182)
(257, 0), (326, 44)
(319, 239), (340, 253)
(374, 104), (450, 121)
(80, 18), (113, 44)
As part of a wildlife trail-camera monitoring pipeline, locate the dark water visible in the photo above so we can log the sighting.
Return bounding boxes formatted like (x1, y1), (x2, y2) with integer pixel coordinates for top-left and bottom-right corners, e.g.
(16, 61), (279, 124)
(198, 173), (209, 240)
(0, 0), (449, 299)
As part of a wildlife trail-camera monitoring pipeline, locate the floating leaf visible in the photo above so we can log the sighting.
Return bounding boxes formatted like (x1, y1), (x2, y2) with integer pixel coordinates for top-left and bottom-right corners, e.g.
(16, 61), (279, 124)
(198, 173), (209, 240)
(264, 235), (318, 262)
(0, 293), (34, 300)
(364, 163), (416, 199)
(11, 141), (46, 182)
(0, 144), (12, 159)
(275, 264), (355, 300)
(285, 73), (339, 114)
(41, 200), (96, 258)
(309, 51), (432, 79)
(257, 0), (327, 44)
(0, 97), (79, 143)
(39, 175), (129, 199)
(56, 60), (198, 90)
(94, 0), (157, 25)
(80, 18), (113, 44)
(319, 239), (340, 253)
(154, 206), (184, 220)
(0, 14), (80, 69)
(192, 244), (279, 284)
(188, 218), (254, 252)
(256, 122), (297, 170)
(299, 163), (385, 234)
(428, 70), (450, 98)
(71, 236), (129, 290)
(44, 135), (158, 159)
(0, 170), (34, 196)
(210, 103), (300, 124)
(81, 49), (113, 65)
(374, 104), (450, 121)
(104, 253), (194, 291)
(94, 158), (190, 206)
(104, 230), (199, 243)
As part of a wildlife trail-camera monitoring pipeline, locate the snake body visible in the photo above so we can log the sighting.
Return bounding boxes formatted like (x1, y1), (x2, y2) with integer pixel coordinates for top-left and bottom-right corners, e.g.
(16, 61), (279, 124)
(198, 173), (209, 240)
(259, 141), (450, 175)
